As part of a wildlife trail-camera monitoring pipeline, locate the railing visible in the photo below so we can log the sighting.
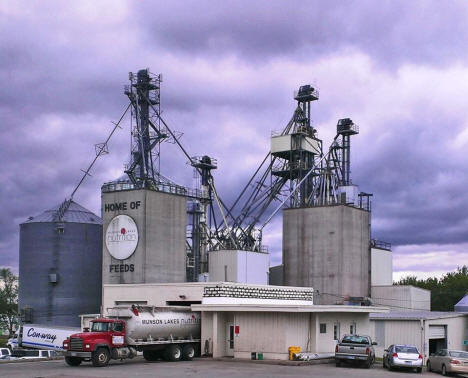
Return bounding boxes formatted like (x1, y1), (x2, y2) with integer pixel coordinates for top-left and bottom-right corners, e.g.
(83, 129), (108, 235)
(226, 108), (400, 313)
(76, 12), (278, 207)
(371, 239), (392, 251)
(101, 180), (211, 200)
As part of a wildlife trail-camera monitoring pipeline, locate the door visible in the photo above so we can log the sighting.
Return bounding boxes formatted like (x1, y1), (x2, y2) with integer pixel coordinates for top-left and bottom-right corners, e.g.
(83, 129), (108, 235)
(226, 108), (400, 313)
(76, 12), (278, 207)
(432, 349), (446, 371)
(226, 323), (234, 357)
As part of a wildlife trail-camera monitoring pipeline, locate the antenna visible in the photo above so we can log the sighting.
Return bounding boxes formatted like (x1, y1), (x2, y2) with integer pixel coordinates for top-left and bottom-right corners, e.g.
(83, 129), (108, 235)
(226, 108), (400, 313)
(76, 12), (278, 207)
(54, 103), (131, 221)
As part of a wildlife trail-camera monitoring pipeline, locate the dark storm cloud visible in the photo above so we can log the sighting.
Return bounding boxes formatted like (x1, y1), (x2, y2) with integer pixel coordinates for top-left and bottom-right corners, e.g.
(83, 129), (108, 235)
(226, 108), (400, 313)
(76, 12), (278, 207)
(135, 0), (468, 67)
(1, 0), (468, 276)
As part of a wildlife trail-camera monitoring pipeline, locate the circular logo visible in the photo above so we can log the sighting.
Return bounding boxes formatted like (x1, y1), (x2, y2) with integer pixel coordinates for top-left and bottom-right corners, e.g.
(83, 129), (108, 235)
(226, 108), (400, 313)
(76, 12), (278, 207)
(105, 215), (138, 260)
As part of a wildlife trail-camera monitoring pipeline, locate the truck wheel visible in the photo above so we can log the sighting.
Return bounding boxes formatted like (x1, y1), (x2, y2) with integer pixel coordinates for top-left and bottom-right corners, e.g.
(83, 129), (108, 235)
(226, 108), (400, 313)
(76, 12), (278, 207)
(194, 344), (201, 357)
(65, 356), (82, 366)
(92, 348), (110, 367)
(143, 350), (153, 361)
(165, 345), (182, 362)
(182, 344), (195, 361)
(143, 350), (159, 362)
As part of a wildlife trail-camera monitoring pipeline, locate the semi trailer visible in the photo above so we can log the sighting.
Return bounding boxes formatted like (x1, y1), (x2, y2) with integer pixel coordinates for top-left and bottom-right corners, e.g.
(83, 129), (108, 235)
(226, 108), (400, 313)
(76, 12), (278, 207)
(63, 305), (201, 367)
(18, 324), (80, 351)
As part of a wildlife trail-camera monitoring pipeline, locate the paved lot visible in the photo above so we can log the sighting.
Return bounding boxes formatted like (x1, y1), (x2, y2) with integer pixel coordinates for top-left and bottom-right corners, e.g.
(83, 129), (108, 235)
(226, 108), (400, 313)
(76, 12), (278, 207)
(1, 358), (467, 378)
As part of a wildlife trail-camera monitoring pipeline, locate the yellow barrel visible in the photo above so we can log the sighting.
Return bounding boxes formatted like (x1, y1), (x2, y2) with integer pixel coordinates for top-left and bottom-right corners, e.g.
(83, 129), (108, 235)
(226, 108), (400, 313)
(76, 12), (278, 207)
(288, 346), (301, 360)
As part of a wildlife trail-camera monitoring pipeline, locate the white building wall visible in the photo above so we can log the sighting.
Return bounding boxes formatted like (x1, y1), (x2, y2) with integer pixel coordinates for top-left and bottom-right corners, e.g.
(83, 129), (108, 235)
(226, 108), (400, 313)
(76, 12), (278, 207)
(410, 286), (432, 310)
(314, 312), (370, 353)
(208, 251), (237, 282)
(371, 320), (422, 358)
(102, 282), (207, 309)
(370, 315), (468, 362)
(371, 285), (430, 311)
(234, 312), (307, 360)
(424, 316), (468, 355)
(201, 312), (214, 355)
(371, 247), (392, 286)
(236, 250), (269, 284)
(229, 311), (371, 359)
(208, 250), (269, 285)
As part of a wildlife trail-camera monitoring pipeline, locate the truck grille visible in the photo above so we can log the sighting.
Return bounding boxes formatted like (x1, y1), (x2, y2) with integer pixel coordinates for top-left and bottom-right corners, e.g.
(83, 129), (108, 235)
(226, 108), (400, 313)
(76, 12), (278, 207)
(69, 337), (83, 351)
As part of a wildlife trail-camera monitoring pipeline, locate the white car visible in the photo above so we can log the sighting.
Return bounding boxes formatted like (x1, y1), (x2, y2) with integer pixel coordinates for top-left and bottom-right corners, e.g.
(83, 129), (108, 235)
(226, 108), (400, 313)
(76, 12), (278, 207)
(0, 348), (12, 359)
(7, 335), (18, 350)
(383, 344), (423, 373)
(17, 349), (58, 359)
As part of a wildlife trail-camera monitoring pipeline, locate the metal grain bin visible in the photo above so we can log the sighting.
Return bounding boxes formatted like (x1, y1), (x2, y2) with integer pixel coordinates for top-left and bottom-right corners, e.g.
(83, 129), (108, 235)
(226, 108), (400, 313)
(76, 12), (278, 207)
(18, 200), (102, 327)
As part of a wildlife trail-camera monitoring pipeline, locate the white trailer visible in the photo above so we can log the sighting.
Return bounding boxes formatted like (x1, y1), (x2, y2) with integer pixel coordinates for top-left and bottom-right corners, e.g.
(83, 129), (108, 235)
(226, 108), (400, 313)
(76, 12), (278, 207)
(19, 324), (81, 351)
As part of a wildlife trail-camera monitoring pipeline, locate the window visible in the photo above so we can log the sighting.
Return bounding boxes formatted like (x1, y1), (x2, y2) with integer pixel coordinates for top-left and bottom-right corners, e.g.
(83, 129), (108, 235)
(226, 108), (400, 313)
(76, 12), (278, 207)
(41, 351), (48, 357)
(341, 335), (370, 344)
(334, 323), (340, 341)
(113, 323), (123, 332)
(91, 322), (109, 332)
(320, 323), (327, 333)
(395, 346), (419, 354)
(350, 322), (356, 335)
(450, 351), (468, 358)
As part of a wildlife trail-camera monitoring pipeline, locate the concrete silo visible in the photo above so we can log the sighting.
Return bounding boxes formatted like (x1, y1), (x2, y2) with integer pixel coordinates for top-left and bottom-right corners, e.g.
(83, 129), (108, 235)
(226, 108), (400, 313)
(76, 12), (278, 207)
(101, 178), (187, 284)
(18, 200), (102, 327)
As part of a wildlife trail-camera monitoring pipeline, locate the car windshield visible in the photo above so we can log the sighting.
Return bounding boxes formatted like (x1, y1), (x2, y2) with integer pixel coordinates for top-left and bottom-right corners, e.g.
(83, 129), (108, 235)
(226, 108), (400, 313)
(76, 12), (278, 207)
(449, 351), (468, 358)
(395, 346), (418, 354)
(341, 335), (369, 344)
(91, 322), (110, 332)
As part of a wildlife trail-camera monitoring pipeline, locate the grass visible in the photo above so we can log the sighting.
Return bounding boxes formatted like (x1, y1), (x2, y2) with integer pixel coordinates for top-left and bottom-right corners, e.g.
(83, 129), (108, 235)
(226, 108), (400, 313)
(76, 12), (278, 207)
(0, 336), (9, 348)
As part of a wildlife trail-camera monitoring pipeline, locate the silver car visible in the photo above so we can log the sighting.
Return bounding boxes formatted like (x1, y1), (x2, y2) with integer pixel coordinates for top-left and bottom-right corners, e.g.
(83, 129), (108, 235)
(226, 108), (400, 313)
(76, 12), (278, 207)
(383, 344), (423, 373)
(427, 349), (468, 376)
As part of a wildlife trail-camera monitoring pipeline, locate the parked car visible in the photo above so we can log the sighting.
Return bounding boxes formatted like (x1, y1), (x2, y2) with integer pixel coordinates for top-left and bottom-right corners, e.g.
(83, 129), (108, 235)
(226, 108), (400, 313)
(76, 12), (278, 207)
(335, 334), (376, 368)
(12, 349), (58, 360)
(426, 349), (468, 376)
(7, 334), (18, 350)
(383, 344), (423, 373)
(0, 348), (12, 359)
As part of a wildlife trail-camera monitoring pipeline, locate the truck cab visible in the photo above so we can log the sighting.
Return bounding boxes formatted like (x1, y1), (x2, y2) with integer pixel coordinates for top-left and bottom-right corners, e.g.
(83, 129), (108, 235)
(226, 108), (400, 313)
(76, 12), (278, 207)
(63, 318), (135, 367)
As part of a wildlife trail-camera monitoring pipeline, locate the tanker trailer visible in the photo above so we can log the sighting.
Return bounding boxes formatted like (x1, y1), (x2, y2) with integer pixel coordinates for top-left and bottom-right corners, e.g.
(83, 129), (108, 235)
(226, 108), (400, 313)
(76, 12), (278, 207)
(62, 305), (200, 367)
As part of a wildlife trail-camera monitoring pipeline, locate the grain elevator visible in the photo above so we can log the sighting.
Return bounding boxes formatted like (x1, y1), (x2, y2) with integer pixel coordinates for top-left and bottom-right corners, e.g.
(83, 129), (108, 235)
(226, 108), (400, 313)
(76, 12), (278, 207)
(101, 70), (187, 285)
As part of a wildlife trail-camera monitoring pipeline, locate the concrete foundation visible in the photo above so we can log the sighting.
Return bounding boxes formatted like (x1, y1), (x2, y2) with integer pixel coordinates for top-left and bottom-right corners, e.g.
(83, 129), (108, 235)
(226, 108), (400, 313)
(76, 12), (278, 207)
(283, 204), (370, 305)
(102, 189), (186, 284)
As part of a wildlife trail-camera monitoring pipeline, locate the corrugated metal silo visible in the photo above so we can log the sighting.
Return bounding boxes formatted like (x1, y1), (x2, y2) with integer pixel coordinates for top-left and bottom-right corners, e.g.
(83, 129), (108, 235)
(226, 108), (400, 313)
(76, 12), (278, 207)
(18, 200), (102, 327)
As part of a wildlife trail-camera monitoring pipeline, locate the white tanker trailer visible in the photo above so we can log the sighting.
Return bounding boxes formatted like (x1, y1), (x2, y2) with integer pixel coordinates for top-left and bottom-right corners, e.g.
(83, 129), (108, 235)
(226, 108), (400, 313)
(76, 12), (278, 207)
(62, 305), (201, 367)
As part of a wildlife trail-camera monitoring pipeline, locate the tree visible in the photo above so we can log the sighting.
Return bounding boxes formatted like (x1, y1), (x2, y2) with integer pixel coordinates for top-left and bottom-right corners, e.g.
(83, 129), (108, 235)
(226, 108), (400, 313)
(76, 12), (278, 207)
(0, 268), (18, 337)
(395, 265), (468, 311)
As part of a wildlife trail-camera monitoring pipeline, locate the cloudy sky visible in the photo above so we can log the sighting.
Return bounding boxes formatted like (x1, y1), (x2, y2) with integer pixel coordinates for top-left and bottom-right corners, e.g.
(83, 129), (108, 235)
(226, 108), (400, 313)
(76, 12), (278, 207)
(1, 0), (468, 280)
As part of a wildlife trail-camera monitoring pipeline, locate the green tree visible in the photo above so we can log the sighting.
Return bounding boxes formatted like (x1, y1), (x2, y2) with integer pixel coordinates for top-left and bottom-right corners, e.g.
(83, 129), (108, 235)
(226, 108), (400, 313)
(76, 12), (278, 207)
(395, 265), (468, 311)
(0, 268), (18, 337)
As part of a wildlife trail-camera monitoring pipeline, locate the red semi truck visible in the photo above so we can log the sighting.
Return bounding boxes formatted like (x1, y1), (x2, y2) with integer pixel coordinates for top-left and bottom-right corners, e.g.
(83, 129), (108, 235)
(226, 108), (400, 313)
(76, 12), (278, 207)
(63, 305), (201, 367)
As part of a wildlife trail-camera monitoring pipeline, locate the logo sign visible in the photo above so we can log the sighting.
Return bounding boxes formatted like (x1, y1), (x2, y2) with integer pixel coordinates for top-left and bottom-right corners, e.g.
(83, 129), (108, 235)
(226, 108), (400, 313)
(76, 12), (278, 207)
(106, 215), (138, 260)
(112, 335), (124, 345)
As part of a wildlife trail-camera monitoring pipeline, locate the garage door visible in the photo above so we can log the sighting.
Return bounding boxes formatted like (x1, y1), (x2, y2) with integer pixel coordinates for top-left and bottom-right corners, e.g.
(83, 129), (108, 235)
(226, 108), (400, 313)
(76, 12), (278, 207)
(429, 325), (446, 339)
